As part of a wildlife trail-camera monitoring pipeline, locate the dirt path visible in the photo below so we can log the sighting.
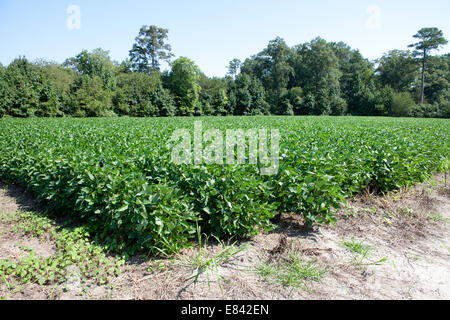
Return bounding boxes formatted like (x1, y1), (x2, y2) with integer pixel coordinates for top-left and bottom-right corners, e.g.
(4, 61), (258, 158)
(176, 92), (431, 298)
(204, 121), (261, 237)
(0, 174), (449, 300)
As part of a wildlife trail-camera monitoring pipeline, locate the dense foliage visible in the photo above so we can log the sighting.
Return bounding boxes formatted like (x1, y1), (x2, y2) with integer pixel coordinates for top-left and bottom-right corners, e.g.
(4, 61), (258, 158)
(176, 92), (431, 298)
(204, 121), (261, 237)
(0, 117), (448, 254)
(0, 27), (448, 119)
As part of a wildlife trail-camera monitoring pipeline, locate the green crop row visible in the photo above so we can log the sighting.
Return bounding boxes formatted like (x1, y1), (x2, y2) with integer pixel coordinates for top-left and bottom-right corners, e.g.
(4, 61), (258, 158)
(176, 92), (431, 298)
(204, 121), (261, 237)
(0, 117), (448, 254)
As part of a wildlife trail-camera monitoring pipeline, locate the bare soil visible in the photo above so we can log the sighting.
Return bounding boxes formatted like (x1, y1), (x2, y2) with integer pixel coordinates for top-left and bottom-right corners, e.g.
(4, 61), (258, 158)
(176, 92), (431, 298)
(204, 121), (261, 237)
(0, 174), (449, 300)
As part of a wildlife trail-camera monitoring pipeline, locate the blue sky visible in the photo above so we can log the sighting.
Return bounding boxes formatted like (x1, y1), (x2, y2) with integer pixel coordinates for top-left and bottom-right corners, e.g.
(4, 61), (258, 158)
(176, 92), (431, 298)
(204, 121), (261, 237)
(1, 0), (449, 77)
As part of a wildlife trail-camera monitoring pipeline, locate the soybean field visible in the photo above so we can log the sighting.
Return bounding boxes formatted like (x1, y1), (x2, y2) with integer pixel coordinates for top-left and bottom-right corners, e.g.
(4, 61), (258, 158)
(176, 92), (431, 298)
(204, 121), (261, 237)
(0, 116), (448, 255)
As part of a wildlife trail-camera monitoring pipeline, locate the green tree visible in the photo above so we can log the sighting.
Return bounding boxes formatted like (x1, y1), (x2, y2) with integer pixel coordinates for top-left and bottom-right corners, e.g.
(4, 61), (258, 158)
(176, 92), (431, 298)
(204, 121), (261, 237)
(227, 59), (241, 80)
(198, 74), (229, 115)
(376, 50), (419, 93)
(390, 91), (416, 117)
(293, 38), (345, 115)
(423, 54), (450, 106)
(70, 75), (113, 117)
(2, 57), (42, 117)
(0, 63), (7, 117)
(373, 86), (394, 116)
(113, 72), (161, 116)
(150, 83), (176, 117)
(212, 89), (229, 115)
(331, 42), (378, 115)
(232, 73), (269, 115)
(248, 76), (270, 115)
(64, 48), (116, 90)
(37, 61), (76, 115)
(0, 57), (62, 117)
(408, 28), (448, 104)
(233, 73), (252, 115)
(240, 37), (293, 114)
(129, 25), (174, 73)
(263, 37), (294, 93)
(276, 91), (294, 115)
(168, 57), (201, 116)
(285, 87), (304, 115)
(242, 38), (293, 93)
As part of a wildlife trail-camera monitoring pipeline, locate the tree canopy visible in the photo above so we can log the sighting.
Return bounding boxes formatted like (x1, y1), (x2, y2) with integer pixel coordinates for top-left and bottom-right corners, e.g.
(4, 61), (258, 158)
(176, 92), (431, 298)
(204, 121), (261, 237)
(408, 27), (448, 104)
(129, 25), (174, 73)
(0, 26), (448, 119)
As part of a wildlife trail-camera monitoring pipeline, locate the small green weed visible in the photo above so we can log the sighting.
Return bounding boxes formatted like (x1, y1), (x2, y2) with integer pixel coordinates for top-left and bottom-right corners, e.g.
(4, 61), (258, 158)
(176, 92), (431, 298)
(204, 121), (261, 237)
(428, 212), (449, 224)
(256, 251), (326, 289)
(0, 211), (125, 289)
(339, 238), (372, 255)
(177, 225), (247, 290)
(339, 238), (387, 268)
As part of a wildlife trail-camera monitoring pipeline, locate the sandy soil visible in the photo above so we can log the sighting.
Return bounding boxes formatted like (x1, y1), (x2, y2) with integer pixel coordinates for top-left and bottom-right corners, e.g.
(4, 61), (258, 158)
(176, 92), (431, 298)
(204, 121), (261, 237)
(0, 174), (449, 300)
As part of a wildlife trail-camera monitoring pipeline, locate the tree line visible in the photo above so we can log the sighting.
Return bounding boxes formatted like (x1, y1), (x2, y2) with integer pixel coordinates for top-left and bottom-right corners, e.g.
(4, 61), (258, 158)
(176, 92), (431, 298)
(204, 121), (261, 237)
(0, 26), (448, 118)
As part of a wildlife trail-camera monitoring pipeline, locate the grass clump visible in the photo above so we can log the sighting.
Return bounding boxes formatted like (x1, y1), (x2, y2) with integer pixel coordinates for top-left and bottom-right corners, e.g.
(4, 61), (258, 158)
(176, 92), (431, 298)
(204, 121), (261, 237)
(256, 250), (325, 289)
(339, 238), (373, 255)
(176, 225), (247, 290)
(428, 212), (449, 224)
(339, 238), (387, 268)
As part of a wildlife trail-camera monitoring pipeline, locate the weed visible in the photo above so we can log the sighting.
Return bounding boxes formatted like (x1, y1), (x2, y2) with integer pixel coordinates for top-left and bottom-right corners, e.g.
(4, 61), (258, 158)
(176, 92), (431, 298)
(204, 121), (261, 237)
(429, 212), (449, 224)
(0, 211), (125, 292)
(343, 206), (359, 218)
(339, 238), (387, 268)
(256, 250), (326, 289)
(339, 238), (372, 255)
(177, 225), (247, 290)
(400, 207), (414, 215)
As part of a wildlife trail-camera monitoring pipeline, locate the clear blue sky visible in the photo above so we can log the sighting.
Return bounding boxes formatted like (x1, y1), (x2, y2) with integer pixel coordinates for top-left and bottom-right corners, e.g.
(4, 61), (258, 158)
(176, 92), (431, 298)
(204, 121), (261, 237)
(1, 0), (449, 77)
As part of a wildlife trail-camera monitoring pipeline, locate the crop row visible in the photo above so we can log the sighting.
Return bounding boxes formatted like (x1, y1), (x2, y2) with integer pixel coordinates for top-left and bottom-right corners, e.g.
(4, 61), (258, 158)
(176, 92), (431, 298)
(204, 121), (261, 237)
(0, 117), (448, 254)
